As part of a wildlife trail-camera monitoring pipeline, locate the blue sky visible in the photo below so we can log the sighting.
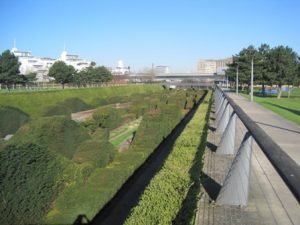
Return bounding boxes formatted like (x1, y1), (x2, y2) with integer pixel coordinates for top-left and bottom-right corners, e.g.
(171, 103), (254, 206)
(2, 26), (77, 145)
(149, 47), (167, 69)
(0, 0), (299, 72)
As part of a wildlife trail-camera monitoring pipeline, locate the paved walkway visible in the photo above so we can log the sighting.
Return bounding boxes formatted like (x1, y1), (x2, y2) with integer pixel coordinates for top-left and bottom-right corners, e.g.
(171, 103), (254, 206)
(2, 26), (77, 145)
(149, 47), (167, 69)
(195, 93), (300, 225)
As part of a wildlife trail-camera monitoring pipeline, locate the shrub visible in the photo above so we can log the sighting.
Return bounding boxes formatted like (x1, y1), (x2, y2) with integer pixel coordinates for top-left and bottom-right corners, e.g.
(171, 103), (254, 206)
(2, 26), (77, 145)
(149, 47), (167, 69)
(0, 142), (67, 225)
(62, 97), (92, 112)
(92, 106), (123, 130)
(125, 91), (211, 225)
(91, 98), (109, 107)
(73, 140), (116, 168)
(91, 127), (110, 141)
(11, 116), (90, 159)
(0, 106), (29, 136)
(42, 104), (72, 117)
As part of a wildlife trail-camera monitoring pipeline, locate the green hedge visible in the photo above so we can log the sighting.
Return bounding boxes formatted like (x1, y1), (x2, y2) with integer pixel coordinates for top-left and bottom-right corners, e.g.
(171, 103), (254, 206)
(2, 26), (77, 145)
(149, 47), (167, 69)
(124, 91), (211, 225)
(0, 106), (29, 136)
(0, 142), (68, 225)
(73, 140), (116, 168)
(11, 116), (90, 159)
(0, 85), (162, 118)
(45, 90), (197, 224)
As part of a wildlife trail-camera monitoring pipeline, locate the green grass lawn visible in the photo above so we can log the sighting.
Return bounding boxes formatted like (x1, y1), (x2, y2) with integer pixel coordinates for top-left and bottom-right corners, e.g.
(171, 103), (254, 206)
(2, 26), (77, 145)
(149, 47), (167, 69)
(110, 128), (137, 146)
(240, 87), (300, 125)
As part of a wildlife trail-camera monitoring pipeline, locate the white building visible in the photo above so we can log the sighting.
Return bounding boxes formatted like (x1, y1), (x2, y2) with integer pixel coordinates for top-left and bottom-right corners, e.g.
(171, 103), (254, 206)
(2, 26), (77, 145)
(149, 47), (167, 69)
(10, 47), (55, 82)
(197, 58), (232, 75)
(10, 46), (92, 82)
(112, 60), (130, 75)
(59, 50), (91, 71)
(154, 65), (171, 75)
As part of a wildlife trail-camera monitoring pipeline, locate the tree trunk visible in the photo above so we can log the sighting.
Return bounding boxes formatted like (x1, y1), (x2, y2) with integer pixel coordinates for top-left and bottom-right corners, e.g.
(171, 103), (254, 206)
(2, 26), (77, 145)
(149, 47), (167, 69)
(288, 85), (291, 98)
(262, 82), (265, 97)
(62, 83), (65, 89)
(277, 83), (282, 99)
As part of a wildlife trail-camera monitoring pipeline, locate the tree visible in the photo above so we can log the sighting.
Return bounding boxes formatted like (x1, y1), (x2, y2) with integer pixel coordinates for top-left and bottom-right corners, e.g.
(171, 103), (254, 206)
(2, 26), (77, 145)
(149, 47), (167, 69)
(268, 46), (298, 98)
(0, 50), (20, 89)
(226, 45), (259, 92)
(73, 70), (88, 87)
(48, 61), (75, 89)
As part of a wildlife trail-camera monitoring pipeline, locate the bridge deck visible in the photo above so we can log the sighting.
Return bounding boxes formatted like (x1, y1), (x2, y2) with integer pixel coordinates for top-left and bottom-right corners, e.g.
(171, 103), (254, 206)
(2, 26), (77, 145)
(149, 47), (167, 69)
(195, 93), (300, 225)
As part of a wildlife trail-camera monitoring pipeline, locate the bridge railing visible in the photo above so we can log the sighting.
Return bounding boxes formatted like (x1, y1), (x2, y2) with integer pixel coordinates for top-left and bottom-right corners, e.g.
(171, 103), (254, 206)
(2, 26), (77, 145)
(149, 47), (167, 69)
(213, 85), (300, 206)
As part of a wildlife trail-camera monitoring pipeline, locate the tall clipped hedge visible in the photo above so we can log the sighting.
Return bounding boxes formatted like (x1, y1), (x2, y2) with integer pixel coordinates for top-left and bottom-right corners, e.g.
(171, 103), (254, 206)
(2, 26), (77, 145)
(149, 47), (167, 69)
(73, 140), (116, 168)
(0, 142), (68, 225)
(0, 106), (29, 136)
(11, 116), (90, 159)
(125, 91), (211, 225)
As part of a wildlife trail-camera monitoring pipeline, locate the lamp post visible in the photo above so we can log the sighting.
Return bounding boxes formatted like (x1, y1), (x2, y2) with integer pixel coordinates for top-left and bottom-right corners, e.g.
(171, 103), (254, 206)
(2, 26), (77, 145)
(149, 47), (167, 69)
(250, 57), (254, 102)
(236, 63), (239, 94)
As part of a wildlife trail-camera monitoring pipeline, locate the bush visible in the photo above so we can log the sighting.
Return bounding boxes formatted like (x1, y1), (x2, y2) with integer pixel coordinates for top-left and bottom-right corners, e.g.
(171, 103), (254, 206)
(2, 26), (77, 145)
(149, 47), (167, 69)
(42, 104), (72, 117)
(124, 91), (211, 225)
(91, 98), (109, 107)
(0, 142), (67, 225)
(73, 140), (116, 168)
(0, 106), (29, 136)
(11, 116), (90, 159)
(62, 97), (92, 112)
(92, 106), (123, 130)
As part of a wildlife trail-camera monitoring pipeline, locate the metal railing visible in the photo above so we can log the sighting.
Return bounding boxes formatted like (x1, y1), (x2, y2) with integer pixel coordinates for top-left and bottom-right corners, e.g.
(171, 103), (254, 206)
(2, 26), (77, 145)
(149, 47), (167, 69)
(215, 85), (300, 203)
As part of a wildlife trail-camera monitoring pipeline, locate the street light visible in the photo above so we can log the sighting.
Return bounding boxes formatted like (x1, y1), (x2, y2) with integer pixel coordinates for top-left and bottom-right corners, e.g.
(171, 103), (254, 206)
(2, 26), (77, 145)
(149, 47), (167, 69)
(250, 57), (254, 102)
(236, 63), (239, 94)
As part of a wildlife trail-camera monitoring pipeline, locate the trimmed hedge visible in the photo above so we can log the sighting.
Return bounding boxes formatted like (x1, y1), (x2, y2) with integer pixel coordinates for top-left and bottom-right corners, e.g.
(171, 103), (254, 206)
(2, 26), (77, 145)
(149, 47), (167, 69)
(45, 90), (201, 224)
(0, 85), (162, 118)
(73, 140), (116, 168)
(0, 142), (68, 225)
(124, 91), (211, 225)
(0, 106), (29, 136)
(11, 116), (90, 159)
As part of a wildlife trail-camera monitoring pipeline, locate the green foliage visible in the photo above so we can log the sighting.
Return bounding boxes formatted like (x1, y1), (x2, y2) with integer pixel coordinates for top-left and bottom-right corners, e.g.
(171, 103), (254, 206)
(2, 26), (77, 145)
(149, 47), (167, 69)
(125, 91), (211, 225)
(92, 106), (123, 130)
(42, 104), (72, 117)
(0, 84), (162, 118)
(0, 106), (29, 136)
(73, 140), (116, 168)
(0, 142), (68, 225)
(91, 127), (110, 140)
(62, 97), (92, 112)
(73, 66), (112, 86)
(11, 116), (90, 159)
(48, 61), (75, 88)
(0, 50), (20, 87)
(226, 44), (300, 97)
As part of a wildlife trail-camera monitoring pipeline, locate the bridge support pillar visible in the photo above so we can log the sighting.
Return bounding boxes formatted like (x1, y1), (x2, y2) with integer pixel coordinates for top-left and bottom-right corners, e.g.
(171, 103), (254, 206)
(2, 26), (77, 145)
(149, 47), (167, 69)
(216, 113), (237, 155)
(216, 132), (253, 207)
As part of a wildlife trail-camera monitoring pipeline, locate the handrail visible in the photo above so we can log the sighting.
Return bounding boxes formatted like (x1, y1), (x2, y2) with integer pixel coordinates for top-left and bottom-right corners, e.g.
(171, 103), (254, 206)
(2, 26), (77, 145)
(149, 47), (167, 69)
(216, 85), (300, 203)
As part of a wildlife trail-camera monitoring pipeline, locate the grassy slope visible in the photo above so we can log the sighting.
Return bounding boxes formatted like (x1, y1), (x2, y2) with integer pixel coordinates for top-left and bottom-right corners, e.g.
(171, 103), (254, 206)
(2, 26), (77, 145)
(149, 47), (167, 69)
(0, 85), (162, 118)
(241, 88), (300, 125)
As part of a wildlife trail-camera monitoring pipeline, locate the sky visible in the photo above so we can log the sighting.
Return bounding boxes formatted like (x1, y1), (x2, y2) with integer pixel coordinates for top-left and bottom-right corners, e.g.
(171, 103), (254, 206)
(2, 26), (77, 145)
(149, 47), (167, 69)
(0, 0), (299, 72)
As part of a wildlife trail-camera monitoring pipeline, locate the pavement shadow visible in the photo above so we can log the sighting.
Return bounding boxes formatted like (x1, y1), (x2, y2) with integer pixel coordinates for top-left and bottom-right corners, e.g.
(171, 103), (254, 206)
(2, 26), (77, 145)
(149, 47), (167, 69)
(207, 141), (217, 152)
(208, 125), (216, 132)
(264, 102), (300, 116)
(200, 171), (221, 201)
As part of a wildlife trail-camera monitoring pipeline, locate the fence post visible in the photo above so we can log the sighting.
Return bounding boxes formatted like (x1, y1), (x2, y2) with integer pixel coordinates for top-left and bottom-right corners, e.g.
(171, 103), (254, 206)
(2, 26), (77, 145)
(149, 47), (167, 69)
(216, 113), (237, 155)
(216, 102), (231, 134)
(216, 132), (253, 207)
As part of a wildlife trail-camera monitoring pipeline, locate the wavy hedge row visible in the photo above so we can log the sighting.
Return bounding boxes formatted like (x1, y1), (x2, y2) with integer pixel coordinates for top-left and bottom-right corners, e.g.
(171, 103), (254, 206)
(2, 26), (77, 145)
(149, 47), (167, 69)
(45, 90), (205, 224)
(0, 84), (162, 118)
(125, 91), (212, 225)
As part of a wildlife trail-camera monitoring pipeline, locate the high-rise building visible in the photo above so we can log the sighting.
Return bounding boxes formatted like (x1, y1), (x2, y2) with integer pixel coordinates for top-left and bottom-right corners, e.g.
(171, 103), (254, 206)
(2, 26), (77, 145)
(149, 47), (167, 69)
(197, 57), (232, 75)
